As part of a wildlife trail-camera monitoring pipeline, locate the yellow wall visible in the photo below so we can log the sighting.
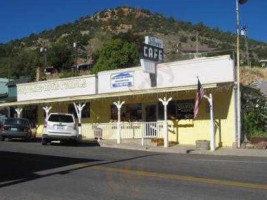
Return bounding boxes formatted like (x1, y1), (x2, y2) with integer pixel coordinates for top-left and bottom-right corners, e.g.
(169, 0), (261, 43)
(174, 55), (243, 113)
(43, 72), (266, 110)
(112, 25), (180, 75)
(168, 88), (235, 147)
(35, 87), (236, 147)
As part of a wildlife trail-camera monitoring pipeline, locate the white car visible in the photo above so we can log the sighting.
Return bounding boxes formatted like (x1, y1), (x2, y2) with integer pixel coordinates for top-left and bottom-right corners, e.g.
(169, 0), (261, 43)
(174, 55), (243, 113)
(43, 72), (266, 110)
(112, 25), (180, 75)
(42, 113), (78, 145)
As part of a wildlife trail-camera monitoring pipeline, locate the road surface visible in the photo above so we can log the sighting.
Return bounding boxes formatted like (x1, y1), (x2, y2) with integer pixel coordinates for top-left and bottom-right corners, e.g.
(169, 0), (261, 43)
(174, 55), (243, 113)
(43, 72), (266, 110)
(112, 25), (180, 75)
(0, 140), (267, 200)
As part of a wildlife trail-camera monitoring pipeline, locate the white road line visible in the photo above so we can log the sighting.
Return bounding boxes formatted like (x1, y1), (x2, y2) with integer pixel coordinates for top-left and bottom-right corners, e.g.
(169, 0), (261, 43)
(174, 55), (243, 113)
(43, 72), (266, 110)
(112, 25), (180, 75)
(187, 158), (267, 164)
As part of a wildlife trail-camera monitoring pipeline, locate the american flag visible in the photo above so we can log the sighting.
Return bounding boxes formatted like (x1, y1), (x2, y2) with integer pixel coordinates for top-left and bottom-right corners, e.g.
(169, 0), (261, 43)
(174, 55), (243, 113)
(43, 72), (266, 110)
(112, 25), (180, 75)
(194, 79), (204, 118)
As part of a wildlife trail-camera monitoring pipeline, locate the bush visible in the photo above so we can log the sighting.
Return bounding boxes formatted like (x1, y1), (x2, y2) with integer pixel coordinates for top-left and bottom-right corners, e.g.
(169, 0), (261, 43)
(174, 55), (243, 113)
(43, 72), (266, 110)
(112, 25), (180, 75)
(242, 85), (267, 138)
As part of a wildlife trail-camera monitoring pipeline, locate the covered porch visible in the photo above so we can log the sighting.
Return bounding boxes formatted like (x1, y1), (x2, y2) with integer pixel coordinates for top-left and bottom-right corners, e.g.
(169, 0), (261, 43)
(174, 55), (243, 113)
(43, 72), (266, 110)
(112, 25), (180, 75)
(0, 82), (235, 148)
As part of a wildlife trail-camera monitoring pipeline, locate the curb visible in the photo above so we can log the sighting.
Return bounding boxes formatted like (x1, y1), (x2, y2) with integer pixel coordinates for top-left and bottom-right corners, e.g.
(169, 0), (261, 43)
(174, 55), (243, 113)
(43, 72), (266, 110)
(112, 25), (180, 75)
(99, 143), (267, 158)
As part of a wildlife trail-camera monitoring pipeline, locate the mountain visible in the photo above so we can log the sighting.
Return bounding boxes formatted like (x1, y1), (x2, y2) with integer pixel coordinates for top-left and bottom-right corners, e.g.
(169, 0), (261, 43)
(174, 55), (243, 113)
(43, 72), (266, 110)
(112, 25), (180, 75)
(0, 6), (266, 80)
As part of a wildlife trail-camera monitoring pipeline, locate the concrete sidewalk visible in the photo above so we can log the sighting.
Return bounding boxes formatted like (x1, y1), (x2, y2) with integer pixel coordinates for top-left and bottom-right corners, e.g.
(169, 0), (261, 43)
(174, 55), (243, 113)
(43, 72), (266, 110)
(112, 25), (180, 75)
(98, 139), (267, 158)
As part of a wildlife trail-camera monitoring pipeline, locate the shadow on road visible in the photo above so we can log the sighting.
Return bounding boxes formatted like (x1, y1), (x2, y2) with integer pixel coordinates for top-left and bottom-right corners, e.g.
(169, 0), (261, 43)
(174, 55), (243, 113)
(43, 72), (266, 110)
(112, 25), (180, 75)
(3, 138), (100, 147)
(0, 151), (101, 188)
(0, 150), (160, 189)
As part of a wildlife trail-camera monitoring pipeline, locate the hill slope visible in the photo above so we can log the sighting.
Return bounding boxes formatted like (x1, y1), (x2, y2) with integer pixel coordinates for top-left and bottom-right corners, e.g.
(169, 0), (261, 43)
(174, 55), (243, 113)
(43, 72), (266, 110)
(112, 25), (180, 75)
(0, 6), (266, 80)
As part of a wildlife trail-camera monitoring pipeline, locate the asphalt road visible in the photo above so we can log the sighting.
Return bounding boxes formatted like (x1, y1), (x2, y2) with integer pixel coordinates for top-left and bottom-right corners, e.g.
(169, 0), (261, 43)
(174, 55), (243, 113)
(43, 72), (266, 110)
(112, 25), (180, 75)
(0, 140), (267, 200)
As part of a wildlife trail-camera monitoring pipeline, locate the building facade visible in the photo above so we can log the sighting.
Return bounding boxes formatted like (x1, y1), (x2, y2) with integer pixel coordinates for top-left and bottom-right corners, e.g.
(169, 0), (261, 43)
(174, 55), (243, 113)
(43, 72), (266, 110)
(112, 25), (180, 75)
(0, 55), (237, 148)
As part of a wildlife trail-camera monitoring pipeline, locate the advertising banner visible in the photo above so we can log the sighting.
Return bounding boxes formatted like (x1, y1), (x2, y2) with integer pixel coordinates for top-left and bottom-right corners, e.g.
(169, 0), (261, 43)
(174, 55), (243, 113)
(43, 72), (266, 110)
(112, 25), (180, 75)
(110, 72), (134, 88)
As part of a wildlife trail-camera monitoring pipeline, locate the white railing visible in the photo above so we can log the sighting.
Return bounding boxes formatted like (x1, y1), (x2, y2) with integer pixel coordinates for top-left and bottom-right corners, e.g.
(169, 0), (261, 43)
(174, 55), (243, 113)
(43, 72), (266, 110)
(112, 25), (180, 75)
(144, 122), (161, 138)
(81, 121), (164, 140)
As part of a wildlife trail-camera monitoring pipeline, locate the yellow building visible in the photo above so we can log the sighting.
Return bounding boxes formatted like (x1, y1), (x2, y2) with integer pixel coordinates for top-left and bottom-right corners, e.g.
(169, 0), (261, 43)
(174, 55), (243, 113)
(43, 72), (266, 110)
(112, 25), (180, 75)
(0, 55), (237, 148)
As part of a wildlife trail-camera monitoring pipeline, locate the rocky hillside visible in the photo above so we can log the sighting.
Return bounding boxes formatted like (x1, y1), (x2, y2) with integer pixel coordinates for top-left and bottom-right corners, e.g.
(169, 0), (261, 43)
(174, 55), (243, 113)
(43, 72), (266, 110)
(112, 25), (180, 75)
(0, 6), (266, 79)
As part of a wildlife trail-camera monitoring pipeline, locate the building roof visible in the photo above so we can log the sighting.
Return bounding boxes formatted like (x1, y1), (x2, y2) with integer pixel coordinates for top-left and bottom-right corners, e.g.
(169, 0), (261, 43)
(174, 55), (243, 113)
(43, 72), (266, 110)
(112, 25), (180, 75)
(0, 83), (222, 108)
(7, 77), (31, 87)
(0, 78), (9, 83)
(252, 80), (267, 98)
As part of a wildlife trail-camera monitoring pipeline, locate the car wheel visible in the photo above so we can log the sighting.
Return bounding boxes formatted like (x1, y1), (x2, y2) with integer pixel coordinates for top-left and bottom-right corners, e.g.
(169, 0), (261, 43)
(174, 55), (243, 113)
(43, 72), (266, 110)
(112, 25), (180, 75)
(0, 135), (4, 141)
(42, 138), (48, 145)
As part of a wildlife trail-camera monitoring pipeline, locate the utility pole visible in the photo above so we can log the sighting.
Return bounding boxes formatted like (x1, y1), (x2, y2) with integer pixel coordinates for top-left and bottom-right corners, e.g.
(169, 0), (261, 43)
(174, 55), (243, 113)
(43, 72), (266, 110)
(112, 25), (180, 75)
(196, 31), (199, 53)
(73, 42), (78, 71)
(241, 26), (250, 67)
(40, 47), (47, 67)
(236, 0), (248, 148)
(236, 0), (241, 149)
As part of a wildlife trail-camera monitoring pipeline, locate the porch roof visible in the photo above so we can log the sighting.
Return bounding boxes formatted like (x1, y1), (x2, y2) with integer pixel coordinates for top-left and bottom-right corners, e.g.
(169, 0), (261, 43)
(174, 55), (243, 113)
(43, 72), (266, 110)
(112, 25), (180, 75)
(0, 83), (221, 108)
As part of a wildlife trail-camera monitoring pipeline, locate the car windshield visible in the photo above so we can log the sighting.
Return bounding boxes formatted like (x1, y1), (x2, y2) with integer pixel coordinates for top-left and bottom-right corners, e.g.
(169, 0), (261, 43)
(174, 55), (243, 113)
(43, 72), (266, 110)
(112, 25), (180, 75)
(48, 114), (74, 123)
(5, 119), (29, 126)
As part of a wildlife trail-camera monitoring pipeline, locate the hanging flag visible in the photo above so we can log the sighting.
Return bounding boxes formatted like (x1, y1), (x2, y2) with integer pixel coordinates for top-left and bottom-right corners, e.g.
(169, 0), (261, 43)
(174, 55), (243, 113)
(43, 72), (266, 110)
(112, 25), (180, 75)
(194, 78), (205, 118)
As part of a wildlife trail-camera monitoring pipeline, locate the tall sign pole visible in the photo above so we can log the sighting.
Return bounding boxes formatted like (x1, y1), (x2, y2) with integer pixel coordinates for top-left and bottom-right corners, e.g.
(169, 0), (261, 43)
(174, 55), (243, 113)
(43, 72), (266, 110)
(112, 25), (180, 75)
(140, 36), (164, 87)
(236, 0), (248, 148)
(236, 0), (241, 148)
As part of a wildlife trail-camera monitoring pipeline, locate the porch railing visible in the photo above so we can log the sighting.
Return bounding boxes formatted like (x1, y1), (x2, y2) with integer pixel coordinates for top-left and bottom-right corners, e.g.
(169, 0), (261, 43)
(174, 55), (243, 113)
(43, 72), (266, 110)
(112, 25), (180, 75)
(82, 121), (164, 140)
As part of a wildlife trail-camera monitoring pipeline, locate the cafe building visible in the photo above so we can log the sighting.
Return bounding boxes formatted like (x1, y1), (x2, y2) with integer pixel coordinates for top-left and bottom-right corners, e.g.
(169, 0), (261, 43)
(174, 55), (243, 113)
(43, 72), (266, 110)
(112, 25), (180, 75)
(0, 55), (237, 148)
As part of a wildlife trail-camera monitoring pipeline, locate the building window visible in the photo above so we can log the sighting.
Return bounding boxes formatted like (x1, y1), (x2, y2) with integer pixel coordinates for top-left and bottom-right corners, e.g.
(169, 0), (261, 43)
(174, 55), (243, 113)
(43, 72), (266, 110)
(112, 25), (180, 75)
(22, 106), (38, 126)
(158, 101), (176, 120)
(158, 100), (195, 120)
(68, 103), (90, 118)
(111, 103), (142, 121)
(176, 100), (194, 119)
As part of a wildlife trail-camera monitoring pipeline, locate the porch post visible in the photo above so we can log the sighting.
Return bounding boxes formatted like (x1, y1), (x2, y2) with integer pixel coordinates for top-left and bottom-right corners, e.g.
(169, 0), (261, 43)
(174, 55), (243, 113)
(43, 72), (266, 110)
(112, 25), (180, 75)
(73, 102), (86, 138)
(159, 97), (172, 148)
(204, 93), (215, 151)
(113, 101), (125, 144)
(43, 106), (52, 120)
(15, 108), (23, 118)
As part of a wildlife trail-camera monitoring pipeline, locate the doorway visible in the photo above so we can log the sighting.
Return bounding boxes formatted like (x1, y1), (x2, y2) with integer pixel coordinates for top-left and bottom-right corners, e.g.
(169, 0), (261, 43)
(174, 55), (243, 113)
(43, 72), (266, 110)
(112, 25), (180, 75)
(143, 104), (158, 122)
(143, 103), (158, 137)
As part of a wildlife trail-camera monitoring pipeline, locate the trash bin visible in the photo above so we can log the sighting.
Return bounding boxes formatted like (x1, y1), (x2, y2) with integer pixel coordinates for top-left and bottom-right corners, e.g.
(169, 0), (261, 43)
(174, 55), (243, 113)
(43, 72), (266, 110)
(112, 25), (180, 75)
(94, 128), (102, 142)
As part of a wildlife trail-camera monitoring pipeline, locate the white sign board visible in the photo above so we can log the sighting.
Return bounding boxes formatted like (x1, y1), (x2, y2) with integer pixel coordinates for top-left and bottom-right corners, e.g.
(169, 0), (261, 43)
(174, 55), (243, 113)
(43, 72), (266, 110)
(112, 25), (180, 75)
(141, 36), (164, 74)
(17, 76), (96, 101)
(110, 72), (134, 88)
(140, 59), (156, 73)
(145, 36), (164, 48)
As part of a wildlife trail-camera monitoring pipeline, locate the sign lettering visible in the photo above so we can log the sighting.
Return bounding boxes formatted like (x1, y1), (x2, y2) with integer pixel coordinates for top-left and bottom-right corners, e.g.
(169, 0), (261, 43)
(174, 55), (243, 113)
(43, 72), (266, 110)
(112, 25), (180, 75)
(141, 44), (164, 62)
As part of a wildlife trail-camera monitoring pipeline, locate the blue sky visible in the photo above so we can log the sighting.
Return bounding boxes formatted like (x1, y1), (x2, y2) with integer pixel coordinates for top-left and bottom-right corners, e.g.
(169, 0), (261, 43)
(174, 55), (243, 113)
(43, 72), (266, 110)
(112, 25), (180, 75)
(0, 0), (266, 43)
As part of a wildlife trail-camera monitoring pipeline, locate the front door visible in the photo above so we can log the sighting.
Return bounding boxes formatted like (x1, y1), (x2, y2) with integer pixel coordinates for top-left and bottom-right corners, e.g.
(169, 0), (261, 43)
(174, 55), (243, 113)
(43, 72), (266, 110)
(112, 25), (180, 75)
(144, 104), (157, 122)
(143, 104), (158, 137)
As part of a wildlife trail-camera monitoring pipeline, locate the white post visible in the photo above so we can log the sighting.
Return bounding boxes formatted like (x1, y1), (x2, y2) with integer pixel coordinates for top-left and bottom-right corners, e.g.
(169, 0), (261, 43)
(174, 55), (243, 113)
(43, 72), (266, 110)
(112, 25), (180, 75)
(15, 108), (23, 118)
(43, 106), (52, 120)
(159, 97), (172, 148)
(73, 103), (86, 139)
(113, 101), (125, 144)
(204, 94), (215, 151)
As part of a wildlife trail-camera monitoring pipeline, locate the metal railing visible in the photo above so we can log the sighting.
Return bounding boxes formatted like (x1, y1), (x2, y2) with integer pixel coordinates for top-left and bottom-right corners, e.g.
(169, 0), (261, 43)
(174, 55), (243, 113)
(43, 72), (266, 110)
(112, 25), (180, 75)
(81, 121), (164, 140)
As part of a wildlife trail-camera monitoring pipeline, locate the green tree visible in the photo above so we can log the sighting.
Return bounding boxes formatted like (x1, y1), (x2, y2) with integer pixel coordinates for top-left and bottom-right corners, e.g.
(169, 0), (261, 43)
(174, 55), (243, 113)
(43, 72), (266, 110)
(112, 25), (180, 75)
(8, 49), (40, 80)
(91, 38), (139, 74)
(47, 42), (73, 71)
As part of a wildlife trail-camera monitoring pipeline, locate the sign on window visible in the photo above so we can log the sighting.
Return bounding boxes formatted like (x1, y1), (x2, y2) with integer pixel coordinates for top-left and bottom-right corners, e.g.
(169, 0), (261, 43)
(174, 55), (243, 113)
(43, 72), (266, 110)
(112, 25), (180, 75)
(176, 100), (194, 119)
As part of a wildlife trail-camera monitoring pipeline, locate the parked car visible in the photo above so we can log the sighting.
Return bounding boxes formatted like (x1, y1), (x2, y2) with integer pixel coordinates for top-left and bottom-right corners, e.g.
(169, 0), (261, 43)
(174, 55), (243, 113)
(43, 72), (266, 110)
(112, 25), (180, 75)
(42, 113), (78, 145)
(0, 118), (33, 141)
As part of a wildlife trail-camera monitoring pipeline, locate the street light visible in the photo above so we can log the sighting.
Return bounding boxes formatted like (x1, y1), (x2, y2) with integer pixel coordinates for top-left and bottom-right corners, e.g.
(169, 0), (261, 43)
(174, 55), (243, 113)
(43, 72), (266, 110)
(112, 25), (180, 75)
(73, 42), (78, 70)
(236, 0), (248, 148)
(40, 47), (47, 67)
